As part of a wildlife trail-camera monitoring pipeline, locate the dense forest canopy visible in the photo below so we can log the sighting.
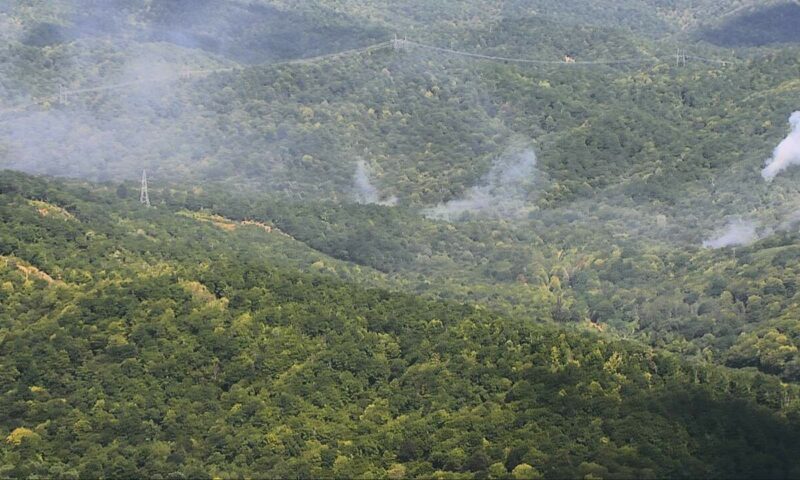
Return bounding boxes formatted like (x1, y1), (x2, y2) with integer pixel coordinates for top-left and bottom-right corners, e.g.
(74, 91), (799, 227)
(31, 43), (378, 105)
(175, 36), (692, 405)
(2, 0), (800, 478)
(2, 171), (800, 478)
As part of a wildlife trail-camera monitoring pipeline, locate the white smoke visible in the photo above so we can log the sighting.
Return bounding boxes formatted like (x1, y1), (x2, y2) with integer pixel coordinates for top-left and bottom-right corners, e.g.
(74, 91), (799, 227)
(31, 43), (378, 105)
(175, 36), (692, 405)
(0, 43), (226, 182)
(761, 111), (800, 181)
(352, 160), (397, 206)
(702, 219), (759, 249)
(0, 13), (23, 43)
(424, 148), (539, 220)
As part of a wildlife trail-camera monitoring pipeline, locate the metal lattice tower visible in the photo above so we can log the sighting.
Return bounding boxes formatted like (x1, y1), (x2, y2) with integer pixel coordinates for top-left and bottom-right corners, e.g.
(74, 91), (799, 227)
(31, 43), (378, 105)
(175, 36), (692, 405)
(140, 169), (150, 207)
(392, 34), (407, 51)
(675, 48), (686, 67)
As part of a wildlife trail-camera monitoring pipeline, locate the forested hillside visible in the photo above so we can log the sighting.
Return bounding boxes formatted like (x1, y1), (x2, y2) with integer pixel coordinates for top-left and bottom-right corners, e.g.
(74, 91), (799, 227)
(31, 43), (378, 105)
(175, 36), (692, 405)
(3, 0), (800, 478)
(2, 1), (799, 219)
(2, 172), (800, 478)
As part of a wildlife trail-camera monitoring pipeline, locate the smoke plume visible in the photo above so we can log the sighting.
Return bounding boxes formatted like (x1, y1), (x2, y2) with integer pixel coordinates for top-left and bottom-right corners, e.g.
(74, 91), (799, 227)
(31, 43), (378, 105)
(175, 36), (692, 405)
(0, 12), (22, 43)
(761, 111), (800, 181)
(702, 219), (759, 249)
(424, 147), (539, 220)
(353, 160), (397, 205)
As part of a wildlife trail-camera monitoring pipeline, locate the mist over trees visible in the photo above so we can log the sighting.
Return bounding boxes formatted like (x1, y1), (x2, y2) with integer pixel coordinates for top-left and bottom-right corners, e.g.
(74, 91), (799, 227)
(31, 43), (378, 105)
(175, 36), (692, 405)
(2, 0), (800, 478)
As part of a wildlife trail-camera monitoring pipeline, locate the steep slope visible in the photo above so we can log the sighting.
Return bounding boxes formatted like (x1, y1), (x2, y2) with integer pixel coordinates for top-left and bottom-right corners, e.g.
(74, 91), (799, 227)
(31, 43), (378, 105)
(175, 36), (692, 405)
(1, 172), (800, 479)
(7, 169), (800, 385)
(3, 2), (800, 477)
(174, 173), (800, 383)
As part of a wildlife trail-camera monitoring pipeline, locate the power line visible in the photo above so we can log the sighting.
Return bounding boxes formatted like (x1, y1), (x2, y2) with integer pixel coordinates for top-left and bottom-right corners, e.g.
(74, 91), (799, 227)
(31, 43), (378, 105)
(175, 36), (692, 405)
(402, 39), (741, 67)
(279, 41), (392, 66)
(402, 39), (663, 66)
(683, 55), (733, 66)
(58, 42), (392, 97)
(0, 37), (740, 118)
(0, 42), (393, 116)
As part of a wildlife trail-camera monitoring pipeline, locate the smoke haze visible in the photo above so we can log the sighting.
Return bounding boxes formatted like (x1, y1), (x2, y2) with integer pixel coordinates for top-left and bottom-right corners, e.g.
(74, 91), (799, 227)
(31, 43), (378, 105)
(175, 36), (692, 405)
(424, 147), (539, 220)
(353, 160), (397, 205)
(761, 111), (800, 181)
(702, 219), (759, 249)
(0, 12), (22, 43)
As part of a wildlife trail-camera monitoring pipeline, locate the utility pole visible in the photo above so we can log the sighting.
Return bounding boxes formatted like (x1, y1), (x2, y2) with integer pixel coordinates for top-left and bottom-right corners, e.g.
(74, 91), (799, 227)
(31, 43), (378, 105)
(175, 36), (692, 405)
(140, 169), (150, 207)
(59, 84), (68, 104)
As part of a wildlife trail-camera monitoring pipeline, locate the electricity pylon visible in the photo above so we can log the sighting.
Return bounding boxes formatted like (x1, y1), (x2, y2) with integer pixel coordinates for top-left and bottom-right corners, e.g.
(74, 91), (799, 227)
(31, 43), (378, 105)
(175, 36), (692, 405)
(140, 170), (150, 207)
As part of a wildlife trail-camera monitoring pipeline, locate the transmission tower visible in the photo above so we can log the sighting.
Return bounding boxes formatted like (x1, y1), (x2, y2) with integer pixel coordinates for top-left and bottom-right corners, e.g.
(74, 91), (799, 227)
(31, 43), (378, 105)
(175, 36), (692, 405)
(675, 48), (686, 67)
(140, 169), (150, 207)
(392, 34), (407, 51)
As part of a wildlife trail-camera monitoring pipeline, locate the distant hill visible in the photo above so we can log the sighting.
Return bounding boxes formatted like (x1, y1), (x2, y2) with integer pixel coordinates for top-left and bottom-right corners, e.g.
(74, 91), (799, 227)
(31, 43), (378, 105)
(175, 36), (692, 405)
(698, 2), (800, 47)
(14, 0), (388, 64)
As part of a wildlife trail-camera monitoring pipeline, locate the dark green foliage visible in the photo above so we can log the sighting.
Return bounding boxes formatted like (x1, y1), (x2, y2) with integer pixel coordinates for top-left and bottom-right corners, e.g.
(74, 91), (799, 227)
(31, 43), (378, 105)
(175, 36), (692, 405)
(3, 1), (800, 476)
(2, 172), (800, 478)
(7, 0), (798, 212)
(699, 3), (800, 47)
(21, 22), (73, 47)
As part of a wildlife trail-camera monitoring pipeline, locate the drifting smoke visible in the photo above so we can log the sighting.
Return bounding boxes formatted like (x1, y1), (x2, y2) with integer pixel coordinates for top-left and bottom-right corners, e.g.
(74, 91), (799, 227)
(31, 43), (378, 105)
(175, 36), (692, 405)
(701, 111), (800, 247)
(0, 12), (22, 43)
(353, 160), (379, 203)
(0, 1), (237, 183)
(702, 219), (759, 249)
(761, 111), (800, 181)
(0, 46), (222, 182)
(425, 147), (539, 220)
(353, 160), (397, 206)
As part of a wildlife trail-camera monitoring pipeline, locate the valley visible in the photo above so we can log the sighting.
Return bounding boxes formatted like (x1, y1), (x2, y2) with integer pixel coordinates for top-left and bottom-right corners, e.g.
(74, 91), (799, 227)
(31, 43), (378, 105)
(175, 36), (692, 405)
(2, 1), (800, 478)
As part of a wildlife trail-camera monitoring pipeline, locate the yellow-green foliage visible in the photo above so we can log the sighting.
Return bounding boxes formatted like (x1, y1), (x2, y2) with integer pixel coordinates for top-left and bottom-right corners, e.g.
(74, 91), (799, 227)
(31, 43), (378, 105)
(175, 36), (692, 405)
(5, 428), (37, 445)
(27, 200), (76, 221)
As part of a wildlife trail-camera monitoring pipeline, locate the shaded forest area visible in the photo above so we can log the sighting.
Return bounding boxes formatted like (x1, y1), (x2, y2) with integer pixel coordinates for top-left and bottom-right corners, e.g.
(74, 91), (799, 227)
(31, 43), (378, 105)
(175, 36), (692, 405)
(699, 3), (800, 47)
